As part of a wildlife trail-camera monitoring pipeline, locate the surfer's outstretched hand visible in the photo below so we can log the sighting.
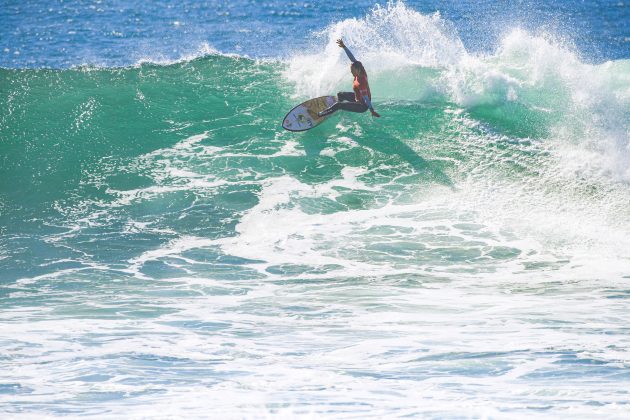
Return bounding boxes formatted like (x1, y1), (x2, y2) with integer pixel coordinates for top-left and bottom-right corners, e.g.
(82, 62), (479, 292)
(336, 39), (345, 48)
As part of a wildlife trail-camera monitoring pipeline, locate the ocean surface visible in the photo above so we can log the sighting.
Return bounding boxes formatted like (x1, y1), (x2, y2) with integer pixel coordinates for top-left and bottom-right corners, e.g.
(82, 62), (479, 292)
(1, 0), (629, 418)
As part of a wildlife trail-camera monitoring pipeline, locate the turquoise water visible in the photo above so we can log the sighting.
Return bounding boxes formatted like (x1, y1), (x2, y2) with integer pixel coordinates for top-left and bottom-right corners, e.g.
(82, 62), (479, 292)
(1, 1), (630, 418)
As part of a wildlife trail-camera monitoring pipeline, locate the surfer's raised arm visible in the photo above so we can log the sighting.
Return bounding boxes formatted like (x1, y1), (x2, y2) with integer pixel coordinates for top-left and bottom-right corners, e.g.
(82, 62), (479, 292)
(336, 39), (357, 63)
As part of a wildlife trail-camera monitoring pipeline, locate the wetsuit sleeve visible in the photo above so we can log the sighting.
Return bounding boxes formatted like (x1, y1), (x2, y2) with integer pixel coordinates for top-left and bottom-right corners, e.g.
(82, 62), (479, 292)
(342, 46), (357, 63)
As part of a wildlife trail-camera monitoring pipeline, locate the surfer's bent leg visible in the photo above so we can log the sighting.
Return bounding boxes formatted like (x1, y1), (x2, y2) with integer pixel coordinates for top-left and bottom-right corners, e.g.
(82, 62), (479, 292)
(337, 92), (356, 102)
(318, 101), (367, 117)
(337, 101), (368, 113)
(318, 92), (362, 117)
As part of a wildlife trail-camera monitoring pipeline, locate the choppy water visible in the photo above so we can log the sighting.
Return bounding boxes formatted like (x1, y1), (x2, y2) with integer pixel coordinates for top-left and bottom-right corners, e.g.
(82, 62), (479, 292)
(1, 1), (630, 418)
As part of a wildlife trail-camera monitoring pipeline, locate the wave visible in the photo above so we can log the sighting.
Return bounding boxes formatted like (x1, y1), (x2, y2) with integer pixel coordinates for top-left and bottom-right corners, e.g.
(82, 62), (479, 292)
(1, 1), (629, 260)
(3, 4), (630, 415)
(285, 1), (630, 181)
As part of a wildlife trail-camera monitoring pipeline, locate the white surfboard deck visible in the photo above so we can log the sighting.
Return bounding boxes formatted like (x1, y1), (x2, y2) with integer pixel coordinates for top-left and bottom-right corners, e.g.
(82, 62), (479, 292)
(282, 95), (337, 132)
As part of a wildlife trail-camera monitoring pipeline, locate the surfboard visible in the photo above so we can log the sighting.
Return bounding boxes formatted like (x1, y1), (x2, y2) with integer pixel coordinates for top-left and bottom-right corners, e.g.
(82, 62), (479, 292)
(282, 95), (337, 132)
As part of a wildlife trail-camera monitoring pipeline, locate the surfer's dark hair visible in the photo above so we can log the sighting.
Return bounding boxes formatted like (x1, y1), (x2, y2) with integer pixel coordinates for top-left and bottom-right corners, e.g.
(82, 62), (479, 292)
(351, 61), (366, 76)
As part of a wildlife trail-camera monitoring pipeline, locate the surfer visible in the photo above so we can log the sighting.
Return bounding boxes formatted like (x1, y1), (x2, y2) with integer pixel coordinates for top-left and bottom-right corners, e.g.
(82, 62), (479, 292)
(318, 39), (380, 118)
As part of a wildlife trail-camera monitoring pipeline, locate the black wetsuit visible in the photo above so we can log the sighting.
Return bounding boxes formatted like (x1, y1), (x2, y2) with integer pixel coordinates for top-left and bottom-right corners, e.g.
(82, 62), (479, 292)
(318, 91), (368, 117)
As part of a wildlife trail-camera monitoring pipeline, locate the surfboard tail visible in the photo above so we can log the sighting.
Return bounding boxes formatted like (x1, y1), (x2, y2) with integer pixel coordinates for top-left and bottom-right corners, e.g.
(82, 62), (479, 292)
(282, 95), (337, 131)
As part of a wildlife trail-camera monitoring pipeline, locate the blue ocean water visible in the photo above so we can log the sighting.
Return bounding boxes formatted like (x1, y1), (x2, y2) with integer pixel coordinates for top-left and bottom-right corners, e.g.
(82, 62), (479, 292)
(1, 0), (628, 67)
(1, 0), (630, 418)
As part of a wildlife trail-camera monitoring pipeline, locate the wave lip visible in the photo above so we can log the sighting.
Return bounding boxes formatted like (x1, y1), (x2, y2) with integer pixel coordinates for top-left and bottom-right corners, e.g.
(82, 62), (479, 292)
(128, 42), (247, 67)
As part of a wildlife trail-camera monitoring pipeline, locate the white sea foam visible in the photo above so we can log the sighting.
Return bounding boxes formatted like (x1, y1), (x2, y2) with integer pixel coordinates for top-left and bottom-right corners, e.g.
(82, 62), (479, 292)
(284, 1), (466, 99)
